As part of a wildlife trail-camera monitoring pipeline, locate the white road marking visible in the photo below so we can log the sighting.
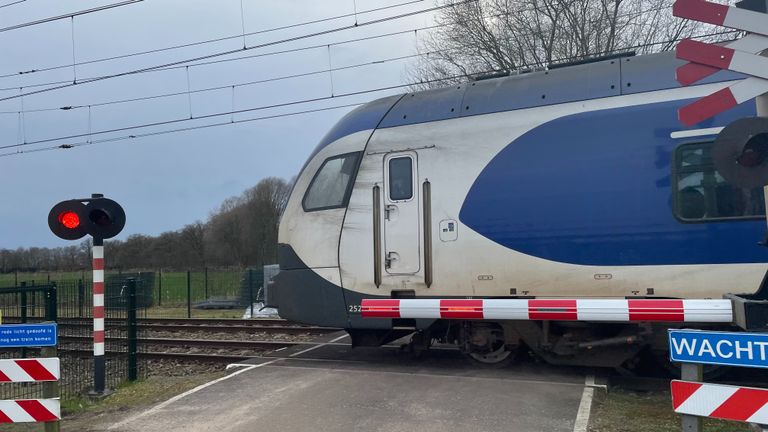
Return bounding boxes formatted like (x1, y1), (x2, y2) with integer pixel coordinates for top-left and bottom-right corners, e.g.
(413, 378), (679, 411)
(289, 334), (348, 357)
(108, 333), (350, 430)
(107, 359), (280, 430)
(573, 375), (596, 432)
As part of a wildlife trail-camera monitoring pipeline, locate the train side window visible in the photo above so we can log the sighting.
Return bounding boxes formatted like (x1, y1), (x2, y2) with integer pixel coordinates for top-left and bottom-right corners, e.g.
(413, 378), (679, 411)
(674, 142), (765, 222)
(303, 152), (361, 212)
(388, 156), (413, 201)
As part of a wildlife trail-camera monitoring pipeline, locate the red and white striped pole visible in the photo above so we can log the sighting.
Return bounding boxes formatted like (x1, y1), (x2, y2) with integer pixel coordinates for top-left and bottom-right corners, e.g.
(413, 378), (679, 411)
(92, 236), (106, 394)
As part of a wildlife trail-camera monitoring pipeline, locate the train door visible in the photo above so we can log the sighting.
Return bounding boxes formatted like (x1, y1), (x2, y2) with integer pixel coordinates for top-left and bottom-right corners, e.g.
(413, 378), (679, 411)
(383, 152), (420, 274)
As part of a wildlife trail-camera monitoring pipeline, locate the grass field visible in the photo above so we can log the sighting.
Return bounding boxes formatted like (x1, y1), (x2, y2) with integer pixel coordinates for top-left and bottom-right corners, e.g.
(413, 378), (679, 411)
(0, 269), (259, 319)
(589, 389), (753, 432)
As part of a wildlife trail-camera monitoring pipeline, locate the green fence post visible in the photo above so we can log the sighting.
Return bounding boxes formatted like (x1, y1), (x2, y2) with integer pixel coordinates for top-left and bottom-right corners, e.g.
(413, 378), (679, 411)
(46, 283), (58, 322)
(204, 267), (209, 300)
(157, 270), (162, 307)
(127, 278), (138, 381)
(248, 269), (254, 318)
(187, 270), (192, 319)
(20, 282), (27, 358)
(78, 279), (85, 317)
(42, 345), (60, 432)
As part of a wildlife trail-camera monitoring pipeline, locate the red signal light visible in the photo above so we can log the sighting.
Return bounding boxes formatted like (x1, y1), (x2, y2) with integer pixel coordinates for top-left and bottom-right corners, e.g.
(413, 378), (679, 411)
(58, 211), (80, 229)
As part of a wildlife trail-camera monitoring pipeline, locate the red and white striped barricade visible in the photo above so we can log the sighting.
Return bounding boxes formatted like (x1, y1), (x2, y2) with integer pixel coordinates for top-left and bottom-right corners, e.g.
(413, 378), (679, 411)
(673, 0), (768, 125)
(0, 399), (61, 423)
(360, 298), (733, 323)
(0, 323), (61, 425)
(0, 358), (60, 383)
(672, 381), (768, 424)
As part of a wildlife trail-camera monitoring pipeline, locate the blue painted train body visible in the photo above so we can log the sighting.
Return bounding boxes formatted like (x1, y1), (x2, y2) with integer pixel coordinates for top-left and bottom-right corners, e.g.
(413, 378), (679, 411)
(270, 51), (768, 367)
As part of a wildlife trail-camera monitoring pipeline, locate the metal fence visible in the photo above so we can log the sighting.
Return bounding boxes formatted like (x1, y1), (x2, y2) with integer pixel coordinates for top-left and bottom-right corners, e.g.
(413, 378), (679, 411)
(2, 268), (267, 319)
(0, 280), (145, 401)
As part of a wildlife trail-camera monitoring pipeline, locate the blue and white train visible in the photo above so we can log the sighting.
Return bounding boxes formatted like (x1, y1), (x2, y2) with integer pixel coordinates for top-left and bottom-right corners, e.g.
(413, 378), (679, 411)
(268, 51), (768, 367)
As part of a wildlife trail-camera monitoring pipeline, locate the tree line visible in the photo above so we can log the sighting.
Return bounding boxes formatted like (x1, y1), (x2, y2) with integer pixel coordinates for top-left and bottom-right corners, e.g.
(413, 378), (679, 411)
(1, 177), (292, 272)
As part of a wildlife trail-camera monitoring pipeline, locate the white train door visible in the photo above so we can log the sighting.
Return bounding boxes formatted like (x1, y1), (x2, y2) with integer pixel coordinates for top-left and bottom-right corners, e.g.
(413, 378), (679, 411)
(383, 152), (420, 274)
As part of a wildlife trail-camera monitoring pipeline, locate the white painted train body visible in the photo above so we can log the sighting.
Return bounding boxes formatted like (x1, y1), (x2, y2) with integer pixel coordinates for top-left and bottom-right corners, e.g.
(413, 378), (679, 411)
(269, 52), (768, 367)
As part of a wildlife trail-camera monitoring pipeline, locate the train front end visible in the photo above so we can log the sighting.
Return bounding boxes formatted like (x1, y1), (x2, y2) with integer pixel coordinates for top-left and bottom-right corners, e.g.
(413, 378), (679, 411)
(266, 95), (402, 328)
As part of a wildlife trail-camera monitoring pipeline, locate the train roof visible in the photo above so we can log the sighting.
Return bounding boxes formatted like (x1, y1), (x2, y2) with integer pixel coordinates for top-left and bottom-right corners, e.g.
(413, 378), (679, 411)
(310, 51), (743, 159)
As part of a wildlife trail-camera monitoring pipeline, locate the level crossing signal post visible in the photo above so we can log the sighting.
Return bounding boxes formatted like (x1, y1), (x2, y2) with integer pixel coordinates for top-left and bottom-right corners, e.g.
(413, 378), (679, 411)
(48, 194), (125, 396)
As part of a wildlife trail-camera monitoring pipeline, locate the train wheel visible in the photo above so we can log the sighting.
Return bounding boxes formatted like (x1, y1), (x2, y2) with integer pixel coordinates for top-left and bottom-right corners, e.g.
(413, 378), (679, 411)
(465, 343), (518, 367)
(460, 323), (518, 367)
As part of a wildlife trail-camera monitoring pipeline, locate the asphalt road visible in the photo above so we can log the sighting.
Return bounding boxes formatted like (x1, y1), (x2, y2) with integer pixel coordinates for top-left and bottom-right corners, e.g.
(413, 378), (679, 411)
(104, 333), (591, 432)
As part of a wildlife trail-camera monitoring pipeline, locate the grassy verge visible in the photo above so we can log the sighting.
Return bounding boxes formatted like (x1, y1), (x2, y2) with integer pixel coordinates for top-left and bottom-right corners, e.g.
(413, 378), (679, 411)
(589, 388), (753, 432)
(142, 306), (245, 319)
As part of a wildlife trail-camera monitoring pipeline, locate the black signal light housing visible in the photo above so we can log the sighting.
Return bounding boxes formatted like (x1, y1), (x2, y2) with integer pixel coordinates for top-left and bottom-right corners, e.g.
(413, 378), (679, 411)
(48, 195), (126, 241)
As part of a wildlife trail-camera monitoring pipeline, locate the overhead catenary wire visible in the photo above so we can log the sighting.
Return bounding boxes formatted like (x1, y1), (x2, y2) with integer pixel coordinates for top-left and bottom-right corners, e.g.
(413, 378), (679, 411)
(0, 28), (739, 117)
(0, 0), (143, 34)
(0, 24), (442, 93)
(0, 0), (476, 104)
(0, 0), (26, 10)
(0, 1), (678, 93)
(0, 29), (740, 158)
(0, 82), (418, 151)
(0, 103), (366, 158)
(0, 0), (424, 82)
(0, 0), (425, 80)
(0, 50), (430, 116)
(0, 0), (675, 82)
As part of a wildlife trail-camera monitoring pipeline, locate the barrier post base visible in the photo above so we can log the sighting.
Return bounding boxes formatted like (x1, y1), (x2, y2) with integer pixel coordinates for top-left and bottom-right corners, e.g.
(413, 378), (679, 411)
(681, 363), (703, 432)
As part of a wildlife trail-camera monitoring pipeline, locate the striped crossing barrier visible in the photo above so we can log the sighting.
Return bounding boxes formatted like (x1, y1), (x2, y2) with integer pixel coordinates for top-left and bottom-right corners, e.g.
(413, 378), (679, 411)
(673, 0), (768, 125)
(672, 380), (768, 424)
(0, 358), (60, 383)
(360, 298), (733, 323)
(0, 399), (60, 423)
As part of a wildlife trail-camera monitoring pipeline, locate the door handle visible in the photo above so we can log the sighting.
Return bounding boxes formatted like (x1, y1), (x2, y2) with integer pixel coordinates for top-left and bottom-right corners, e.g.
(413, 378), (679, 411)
(385, 205), (397, 221)
(386, 251), (399, 269)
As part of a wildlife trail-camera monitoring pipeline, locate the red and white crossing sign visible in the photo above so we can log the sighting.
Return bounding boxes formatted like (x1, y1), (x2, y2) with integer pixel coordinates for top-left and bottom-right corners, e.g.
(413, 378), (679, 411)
(0, 399), (60, 423)
(673, 0), (768, 126)
(672, 380), (768, 424)
(0, 358), (60, 383)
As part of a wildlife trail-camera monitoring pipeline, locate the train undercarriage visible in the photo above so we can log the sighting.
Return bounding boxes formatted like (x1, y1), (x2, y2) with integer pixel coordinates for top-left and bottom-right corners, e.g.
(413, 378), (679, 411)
(348, 320), (709, 371)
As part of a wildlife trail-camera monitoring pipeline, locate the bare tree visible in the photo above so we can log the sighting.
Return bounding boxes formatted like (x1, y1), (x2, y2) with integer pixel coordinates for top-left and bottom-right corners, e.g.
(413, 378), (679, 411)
(180, 222), (207, 268)
(409, 0), (731, 89)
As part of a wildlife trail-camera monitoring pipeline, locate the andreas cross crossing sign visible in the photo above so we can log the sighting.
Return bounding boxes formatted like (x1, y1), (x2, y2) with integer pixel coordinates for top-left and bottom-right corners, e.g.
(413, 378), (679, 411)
(669, 329), (768, 369)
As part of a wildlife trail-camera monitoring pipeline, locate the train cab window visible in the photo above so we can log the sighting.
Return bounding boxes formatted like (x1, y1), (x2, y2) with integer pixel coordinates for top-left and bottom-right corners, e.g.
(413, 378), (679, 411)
(303, 152), (361, 211)
(674, 142), (765, 221)
(388, 156), (413, 201)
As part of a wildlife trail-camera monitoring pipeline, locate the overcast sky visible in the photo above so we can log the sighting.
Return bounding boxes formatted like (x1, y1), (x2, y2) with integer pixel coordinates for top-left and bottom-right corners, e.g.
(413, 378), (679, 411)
(0, 0), (434, 248)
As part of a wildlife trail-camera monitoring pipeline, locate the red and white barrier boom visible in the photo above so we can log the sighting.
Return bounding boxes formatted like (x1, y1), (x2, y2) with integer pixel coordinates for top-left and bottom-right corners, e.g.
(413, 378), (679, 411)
(361, 298), (733, 323)
(674, 0), (768, 125)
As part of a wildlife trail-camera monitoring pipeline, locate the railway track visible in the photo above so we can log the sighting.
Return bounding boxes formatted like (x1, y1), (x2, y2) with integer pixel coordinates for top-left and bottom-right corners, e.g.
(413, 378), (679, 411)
(58, 348), (258, 363)
(3, 317), (338, 335)
(58, 335), (299, 350)
(2, 317), (343, 365)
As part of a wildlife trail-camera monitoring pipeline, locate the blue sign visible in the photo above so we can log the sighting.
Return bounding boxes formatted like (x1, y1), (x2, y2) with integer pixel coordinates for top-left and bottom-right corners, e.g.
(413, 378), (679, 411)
(0, 324), (57, 348)
(669, 329), (768, 369)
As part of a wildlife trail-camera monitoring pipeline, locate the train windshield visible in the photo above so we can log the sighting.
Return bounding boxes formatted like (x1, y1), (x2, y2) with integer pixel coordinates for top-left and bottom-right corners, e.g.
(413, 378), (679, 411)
(303, 152), (361, 211)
